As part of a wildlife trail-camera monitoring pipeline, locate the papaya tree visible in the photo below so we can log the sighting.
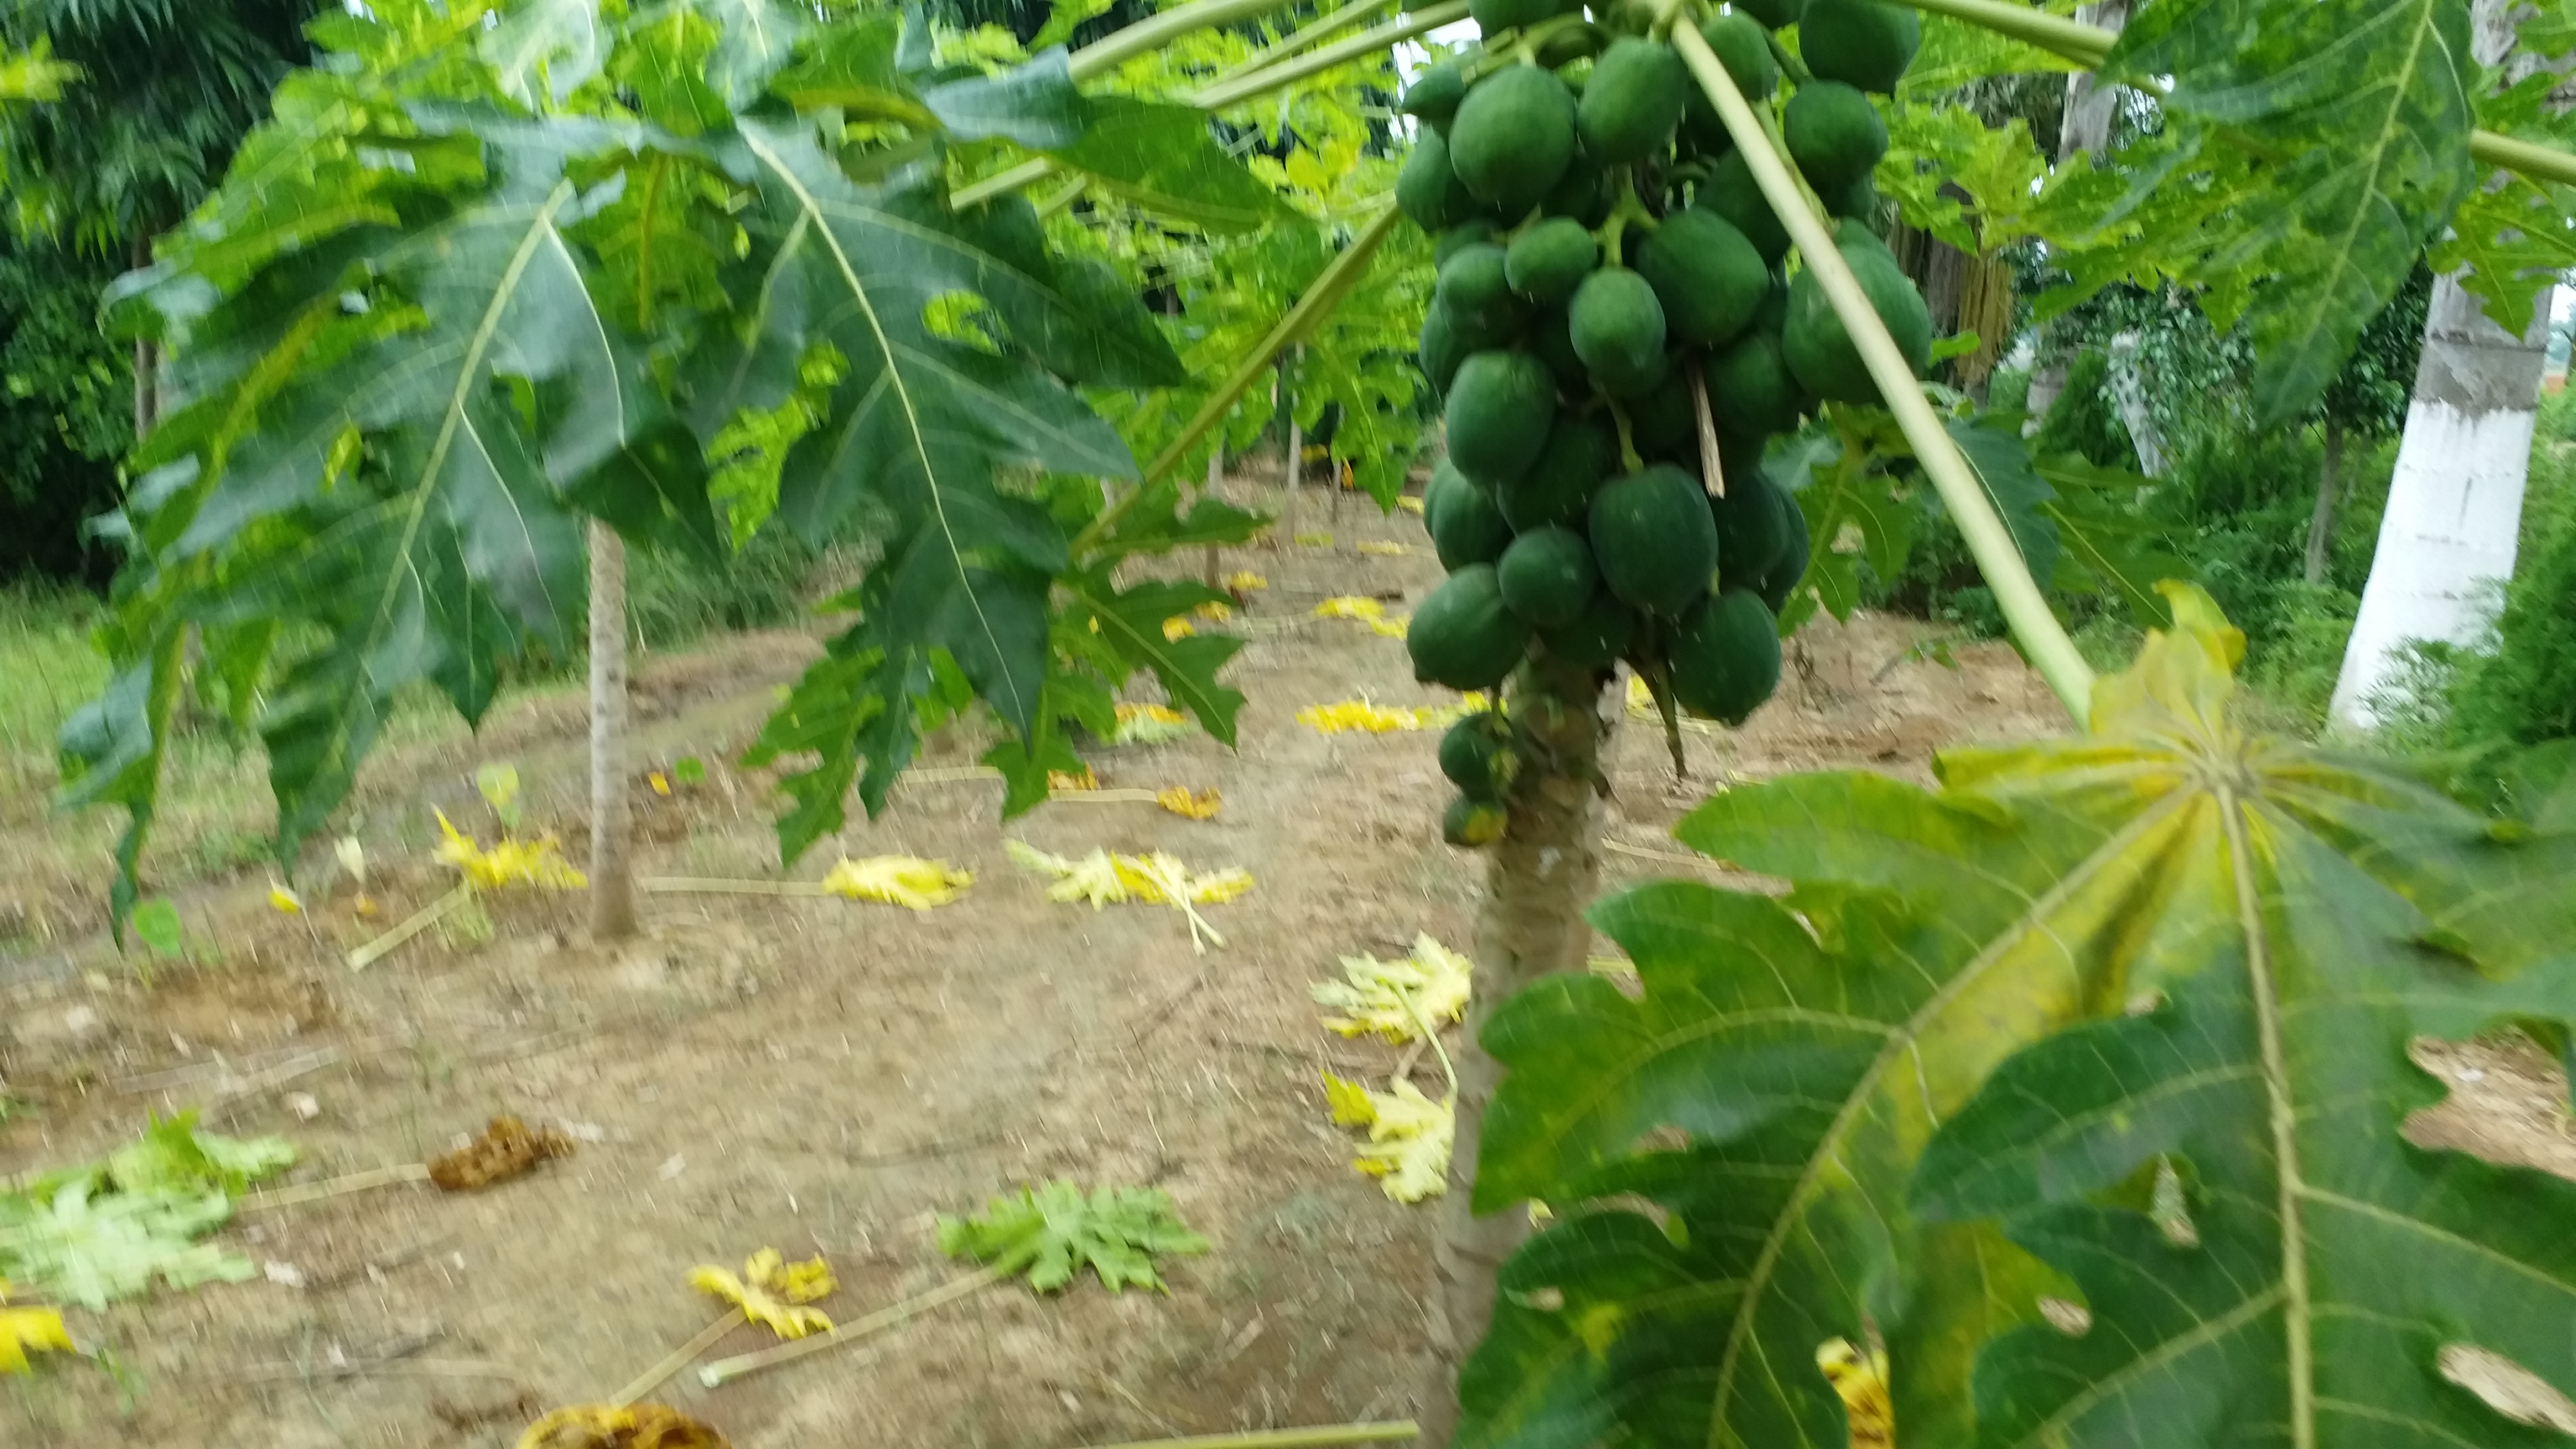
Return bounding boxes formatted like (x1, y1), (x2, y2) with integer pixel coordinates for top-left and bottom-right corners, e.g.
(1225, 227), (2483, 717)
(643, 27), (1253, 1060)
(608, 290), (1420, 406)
(49, 2), (2576, 1448)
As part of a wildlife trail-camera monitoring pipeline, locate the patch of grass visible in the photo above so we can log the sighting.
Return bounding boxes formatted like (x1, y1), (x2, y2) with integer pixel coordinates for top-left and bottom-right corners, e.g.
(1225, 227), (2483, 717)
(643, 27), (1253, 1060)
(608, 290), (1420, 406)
(0, 585), (110, 808)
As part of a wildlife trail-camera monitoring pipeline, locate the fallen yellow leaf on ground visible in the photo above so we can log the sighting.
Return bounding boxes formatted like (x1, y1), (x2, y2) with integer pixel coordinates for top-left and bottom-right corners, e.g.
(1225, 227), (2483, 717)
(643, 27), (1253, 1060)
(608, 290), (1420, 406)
(1295, 694), (1490, 735)
(1154, 786), (1223, 820)
(1110, 702), (1192, 744)
(1295, 532), (1333, 547)
(1356, 540), (1410, 556)
(650, 771), (671, 796)
(268, 884), (303, 915)
(1162, 615), (1196, 640)
(1368, 616), (1410, 638)
(1313, 934), (1472, 1041)
(1008, 842), (1253, 951)
(689, 1248), (836, 1341)
(1225, 571), (1268, 592)
(434, 811), (588, 891)
(1, 1303), (73, 1375)
(1320, 1073), (1453, 1202)
(818, 856), (973, 910)
(1395, 496), (1427, 514)
(518, 1404), (729, 1449)
(1194, 599), (1233, 622)
(1312, 595), (1386, 622)
(1048, 766), (1100, 792)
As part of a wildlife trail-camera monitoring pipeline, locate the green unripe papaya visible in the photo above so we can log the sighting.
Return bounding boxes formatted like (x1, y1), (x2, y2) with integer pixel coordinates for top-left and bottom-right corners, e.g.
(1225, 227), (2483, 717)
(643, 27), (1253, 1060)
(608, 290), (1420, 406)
(1756, 269), (1792, 333)
(1694, 149), (1789, 264)
(1781, 224), (1931, 402)
(1569, 267), (1668, 396)
(1538, 588), (1637, 668)
(1443, 793), (1509, 847)
(1825, 173), (1880, 221)
(1541, 152), (1617, 225)
(1705, 329), (1803, 437)
(1527, 305), (1589, 395)
(1589, 464), (1720, 615)
(1449, 66), (1578, 220)
(1497, 525), (1600, 627)
(1419, 303), (1466, 395)
(1576, 39), (1688, 164)
(1535, 21), (1609, 67)
(1711, 470), (1789, 586)
(1632, 208), (1767, 347)
(1427, 459), (1514, 570)
(1799, 0), (1921, 93)
(1734, 0), (1806, 27)
(1701, 12), (1779, 97)
(1436, 218), (1503, 268)
(1398, 128), (1483, 233)
(1505, 217), (1602, 305)
(1401, 61), (1469, 130)
(1669, 589), (1782, 724)
(1437, 243), (1531, 346)
(1445, 349), (1559, 485)
(1409, 563), (1532, 690)
(1783, 82), (1886, 195)
(1471, 0), (1560, 35)
(1627, 373), (1697, 463)
(1758, 490), (1811, 615)
(1438, 712), (1517, 800)
(1500, 413), (1613, 531)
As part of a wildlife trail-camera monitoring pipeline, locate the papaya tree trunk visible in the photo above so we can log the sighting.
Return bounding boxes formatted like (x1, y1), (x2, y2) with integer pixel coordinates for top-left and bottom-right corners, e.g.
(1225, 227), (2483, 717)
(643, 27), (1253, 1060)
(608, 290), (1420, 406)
(1413, 656), (1610, 1448)
(2304, 419), (2344, 585)
(589, 521), (637, 940)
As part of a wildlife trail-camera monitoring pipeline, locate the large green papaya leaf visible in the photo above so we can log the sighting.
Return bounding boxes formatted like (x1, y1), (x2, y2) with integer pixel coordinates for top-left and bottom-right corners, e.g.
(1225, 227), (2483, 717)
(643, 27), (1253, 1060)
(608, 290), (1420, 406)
(2100, 0), (2475, 423)
(1457, 584), (2576, 1449)
(1912, 617), (2576, 1449)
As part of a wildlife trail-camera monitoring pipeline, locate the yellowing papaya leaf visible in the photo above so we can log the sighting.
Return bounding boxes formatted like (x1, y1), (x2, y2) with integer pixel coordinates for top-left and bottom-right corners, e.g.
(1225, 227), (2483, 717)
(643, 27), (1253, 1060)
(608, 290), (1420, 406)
(517, 1404), (730, 1449)
(1368, 616), (1410, 639)
(650, 770), (672, 796)
(1007, 840), (1131, 908)
(1312, 934), (1473, 1042)
(1296, 694), (1492, 735)
(1192, 599), (1234, 622)
(1819, 1337), (1895, 1449)
(1154, 786), (1223, 820)
(433, 811), (588, 891)
(816, 856), (973, 910)
(1047, 766), (1100, 792)
(1225, 571), (1268, 592)
(1326, 1077), (1452, 1203)
(1008, 841), (1249, 950)
(1162, 615), (1197, 641)
(267, 884), (303, 915)
(1395, 496), (1427, 515)
(689, 1248), (837, 1341)
(1356, 540), (1411, 556)
(1110, 702), (1193, 745)
(1312, 595), (1386, 621)
(0, 1303), (74, 1375)
(1295, 532), (1333, 547)
(1321, 1072), (1379, 1128)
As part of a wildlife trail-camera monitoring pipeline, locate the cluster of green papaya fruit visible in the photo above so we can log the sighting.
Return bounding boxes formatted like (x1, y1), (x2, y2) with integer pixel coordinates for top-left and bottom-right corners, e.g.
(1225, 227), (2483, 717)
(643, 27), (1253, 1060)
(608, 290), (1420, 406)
(1397, 0), (1928, 846)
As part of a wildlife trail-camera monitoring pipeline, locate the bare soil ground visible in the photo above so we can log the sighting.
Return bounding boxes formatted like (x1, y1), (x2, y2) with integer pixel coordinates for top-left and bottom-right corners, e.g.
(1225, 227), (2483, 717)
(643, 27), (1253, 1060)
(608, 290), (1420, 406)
(0, 470), (2554, 1447)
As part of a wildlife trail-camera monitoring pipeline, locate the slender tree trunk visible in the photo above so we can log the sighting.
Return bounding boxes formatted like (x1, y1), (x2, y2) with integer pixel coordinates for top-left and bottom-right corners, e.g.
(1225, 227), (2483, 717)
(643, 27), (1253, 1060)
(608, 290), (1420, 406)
(2304, 420), (2345, 585)
(2024, 0), (2129, 428)
(1204, 446), (1224, 588)
(2329, 0), (2553, 730)
(1413, 657), (1610, 1448)
(1281, 350), (1304, 547)
(589, 522), (637, 940)
(2106, 330), (2168, 476)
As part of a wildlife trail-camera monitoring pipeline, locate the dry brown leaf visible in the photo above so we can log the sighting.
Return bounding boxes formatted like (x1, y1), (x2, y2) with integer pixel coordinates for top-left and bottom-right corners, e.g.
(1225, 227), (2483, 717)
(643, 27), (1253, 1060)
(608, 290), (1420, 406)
(429, 1117), (575, 1191)
(517, 1403), (728, 1449)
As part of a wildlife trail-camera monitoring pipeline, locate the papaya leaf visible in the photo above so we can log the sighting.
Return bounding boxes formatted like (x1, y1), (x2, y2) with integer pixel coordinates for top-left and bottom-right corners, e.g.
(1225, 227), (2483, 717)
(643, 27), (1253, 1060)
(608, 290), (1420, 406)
(1062, 572), (1246, 746)
(1041, 96), (1300, 234)
(1459, 583), (2576, 1449)
(2104, 0), (2476, 424)
(1912, 599), (2576, 1449)
(1940, 418), (2059, 591)
(667, 0), (813, 105)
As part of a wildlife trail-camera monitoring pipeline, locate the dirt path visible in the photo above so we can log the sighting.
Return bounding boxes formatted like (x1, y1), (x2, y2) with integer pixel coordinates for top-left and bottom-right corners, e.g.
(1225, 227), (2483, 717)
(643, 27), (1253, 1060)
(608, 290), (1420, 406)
(3, 473), (2073, 1447)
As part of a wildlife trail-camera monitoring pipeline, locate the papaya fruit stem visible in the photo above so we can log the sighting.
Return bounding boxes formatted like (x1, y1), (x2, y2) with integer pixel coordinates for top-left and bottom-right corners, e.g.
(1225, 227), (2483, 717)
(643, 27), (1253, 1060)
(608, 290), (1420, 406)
(1764, 29), (1813, 86)
(1598, 177), (1657, 266)
(1605, 399), (1646, 472)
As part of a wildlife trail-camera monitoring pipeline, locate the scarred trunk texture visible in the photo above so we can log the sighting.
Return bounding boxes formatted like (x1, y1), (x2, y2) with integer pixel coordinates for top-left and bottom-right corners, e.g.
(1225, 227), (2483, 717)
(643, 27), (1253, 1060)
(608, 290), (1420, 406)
(1413, 656), (1609, 1448)
(589, 522), (637, 940)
